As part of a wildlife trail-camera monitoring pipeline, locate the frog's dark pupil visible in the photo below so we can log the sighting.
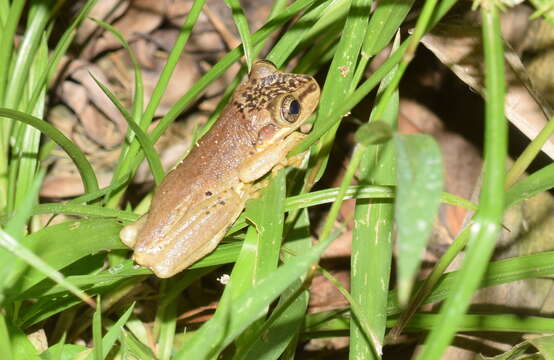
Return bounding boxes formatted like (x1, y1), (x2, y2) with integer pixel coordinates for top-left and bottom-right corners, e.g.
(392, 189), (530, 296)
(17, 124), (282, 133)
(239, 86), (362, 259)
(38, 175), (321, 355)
(289, 100), (300, 115)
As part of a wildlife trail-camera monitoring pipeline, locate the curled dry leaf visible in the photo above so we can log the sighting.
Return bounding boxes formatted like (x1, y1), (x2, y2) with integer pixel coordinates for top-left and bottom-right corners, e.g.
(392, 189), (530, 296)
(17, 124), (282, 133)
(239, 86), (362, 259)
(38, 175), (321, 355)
(421, 23), (554, 159)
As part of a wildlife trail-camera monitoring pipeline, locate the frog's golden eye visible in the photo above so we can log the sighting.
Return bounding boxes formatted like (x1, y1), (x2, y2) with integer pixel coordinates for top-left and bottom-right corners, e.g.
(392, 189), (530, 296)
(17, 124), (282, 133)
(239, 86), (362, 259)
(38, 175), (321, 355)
(281, 95), (301, 123)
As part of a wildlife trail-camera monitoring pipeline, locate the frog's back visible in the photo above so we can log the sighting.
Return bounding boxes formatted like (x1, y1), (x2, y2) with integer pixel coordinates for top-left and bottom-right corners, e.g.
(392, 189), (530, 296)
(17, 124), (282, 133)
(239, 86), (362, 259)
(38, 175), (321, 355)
(134, 91), (258, 244)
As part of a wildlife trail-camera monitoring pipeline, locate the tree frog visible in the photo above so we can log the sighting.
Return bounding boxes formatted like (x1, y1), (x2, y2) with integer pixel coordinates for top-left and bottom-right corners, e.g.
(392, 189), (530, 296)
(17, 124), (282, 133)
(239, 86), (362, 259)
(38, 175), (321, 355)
(120, 60), (320, 278)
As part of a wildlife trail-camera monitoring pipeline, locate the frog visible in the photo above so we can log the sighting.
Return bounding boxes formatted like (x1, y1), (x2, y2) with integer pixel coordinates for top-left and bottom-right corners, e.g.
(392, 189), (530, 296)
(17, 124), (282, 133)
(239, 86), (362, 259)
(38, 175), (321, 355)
(120, 60), (320, 278)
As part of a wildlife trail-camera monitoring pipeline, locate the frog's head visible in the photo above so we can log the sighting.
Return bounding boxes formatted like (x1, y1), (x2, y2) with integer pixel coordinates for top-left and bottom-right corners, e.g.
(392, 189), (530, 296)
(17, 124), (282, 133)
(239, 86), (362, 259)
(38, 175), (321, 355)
(235, 60), (320, 149)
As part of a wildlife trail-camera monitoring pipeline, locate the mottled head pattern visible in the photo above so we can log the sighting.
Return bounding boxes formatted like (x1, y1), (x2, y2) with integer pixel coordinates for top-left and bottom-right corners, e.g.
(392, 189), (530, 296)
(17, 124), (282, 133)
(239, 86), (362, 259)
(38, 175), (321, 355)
(232, 60), (319, 114)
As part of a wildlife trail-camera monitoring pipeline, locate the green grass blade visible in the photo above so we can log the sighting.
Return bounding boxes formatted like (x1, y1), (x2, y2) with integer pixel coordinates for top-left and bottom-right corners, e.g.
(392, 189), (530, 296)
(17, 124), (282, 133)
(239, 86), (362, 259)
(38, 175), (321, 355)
(0, 108), (99, 193)
(33, 203), (140, 222)
(11, 33), (47, 210)
(266, 0), (330, 66)
(100, 303), (135, 359)
(114, 0), (206, 189)
(7, 218), (123, 300)
(292, 0), (460, 156)
(69, 175), (129, 205)
(0, 228), (95, 307)
(92, 297), (103, 360)
(5, 317), (40, 360)
(173, 231), (337, 359)
(156, 281), (177, 360)
(505, 113), (554, 188)
(394, 134), (443, 306)
(90, 17), (146, 192)
(350, 39), (399, 359)
(3, 0), (50, 112)
(140, 0), (205, 130)
(89, 73), (163, 185)
(27, 0), (97, 112)
(0, 0), (25, 106)
(235, 170), (286, 349)
(5, 167), (44, 240)
(225, 0), (254, 69)
(351, 0), (416, 89)
(32, 203), (138, 221)
(418, 5), (508, 359)
(308, 0), (372, 184)
(236, 209), (312, 360)
(0, 314), (12, 360)
(506, 163), (554, 208)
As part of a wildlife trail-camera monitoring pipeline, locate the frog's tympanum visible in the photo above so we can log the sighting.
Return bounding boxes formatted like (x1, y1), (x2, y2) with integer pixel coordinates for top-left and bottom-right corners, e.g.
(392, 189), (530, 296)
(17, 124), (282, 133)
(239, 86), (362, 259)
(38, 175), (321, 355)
(120, 60), (320, 278)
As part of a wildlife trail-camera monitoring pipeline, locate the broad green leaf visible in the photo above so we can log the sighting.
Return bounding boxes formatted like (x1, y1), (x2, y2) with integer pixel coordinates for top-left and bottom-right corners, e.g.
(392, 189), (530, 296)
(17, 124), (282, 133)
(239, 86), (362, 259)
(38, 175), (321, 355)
(394, 133), (443, 305)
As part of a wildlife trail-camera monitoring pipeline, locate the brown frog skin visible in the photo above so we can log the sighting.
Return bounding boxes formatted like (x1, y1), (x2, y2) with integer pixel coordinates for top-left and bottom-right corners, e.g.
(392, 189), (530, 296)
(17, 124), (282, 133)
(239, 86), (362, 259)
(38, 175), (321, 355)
(120, 60), (320, 278)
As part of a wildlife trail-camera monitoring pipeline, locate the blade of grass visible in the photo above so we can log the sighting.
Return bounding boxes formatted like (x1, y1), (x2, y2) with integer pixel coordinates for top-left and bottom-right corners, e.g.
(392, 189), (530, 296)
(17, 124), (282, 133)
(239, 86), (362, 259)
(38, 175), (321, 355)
(0, 229), (95, 307)
(235, 209), (312, 360)
(0, 0), (25, 107)
(505, 113), (554, 188)
(3, 0), (51, 114)
(90, 17), (144, 185)
(2, 0), (51, 211)
(89, 73), (163, 186)
(505, 162), (554, 208)
(350, 37), (399, 359)
(92, 297), (103, 360)
(155, 281), (176, 360)
(266, 0), (330, 66)
(110, 0), (206, 199)
(394, 133), (443, 305)
(235, 169), (287, 350)
(418, 4), (508, 359)
(225, 0), (254, 69)
(292, 0), (460, 156)
(173, 231), (338, 359)
(4, 166), (44, 240)
(307, 0), (372, 185)
(351, 0), (416, 89)
(32, 203), (138, 221)
(85, 303), (135, 360)
(26, 0), (97, 113)
(0, 314), (12, 360)
(11, 33), (47, 210)
(0, 108), (99, 193)
(5, 317), (39, 360)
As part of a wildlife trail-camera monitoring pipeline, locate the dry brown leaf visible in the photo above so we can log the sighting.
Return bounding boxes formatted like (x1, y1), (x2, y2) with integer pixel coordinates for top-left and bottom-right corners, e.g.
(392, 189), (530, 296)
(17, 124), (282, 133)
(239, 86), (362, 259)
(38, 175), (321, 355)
(421, 23), (554, 159)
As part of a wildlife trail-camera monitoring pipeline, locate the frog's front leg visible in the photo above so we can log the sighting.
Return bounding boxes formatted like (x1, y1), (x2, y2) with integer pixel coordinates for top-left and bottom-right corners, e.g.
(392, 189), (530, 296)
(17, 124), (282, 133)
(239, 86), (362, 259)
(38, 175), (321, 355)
(239, 132), (305, 183)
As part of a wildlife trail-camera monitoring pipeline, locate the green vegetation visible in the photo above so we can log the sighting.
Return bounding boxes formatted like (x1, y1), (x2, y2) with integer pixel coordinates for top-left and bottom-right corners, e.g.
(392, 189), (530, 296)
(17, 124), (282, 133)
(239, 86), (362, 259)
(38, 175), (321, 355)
(0, 0), (553, 358)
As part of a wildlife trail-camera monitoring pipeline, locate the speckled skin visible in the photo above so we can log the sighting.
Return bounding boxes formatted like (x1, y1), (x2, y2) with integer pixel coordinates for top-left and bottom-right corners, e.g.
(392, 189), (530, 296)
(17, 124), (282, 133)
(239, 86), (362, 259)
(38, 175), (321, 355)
(120, 60), (320, 278)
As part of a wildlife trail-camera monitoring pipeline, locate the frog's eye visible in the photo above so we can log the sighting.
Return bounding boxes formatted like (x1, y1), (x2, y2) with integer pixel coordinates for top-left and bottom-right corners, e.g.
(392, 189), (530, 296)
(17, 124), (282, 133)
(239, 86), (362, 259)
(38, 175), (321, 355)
(281, 95), (301, 123)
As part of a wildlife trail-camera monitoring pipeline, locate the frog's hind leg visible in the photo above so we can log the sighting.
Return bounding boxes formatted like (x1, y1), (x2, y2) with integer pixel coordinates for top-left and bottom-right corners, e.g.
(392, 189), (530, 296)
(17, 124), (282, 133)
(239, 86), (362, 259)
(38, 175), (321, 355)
(134, 189), (245, 278)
